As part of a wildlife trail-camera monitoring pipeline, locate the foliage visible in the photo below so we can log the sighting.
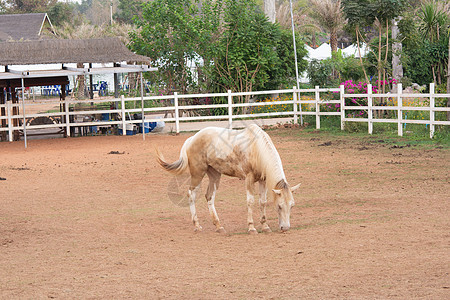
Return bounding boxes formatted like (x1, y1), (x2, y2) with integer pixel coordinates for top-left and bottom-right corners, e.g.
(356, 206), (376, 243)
(47, 2), (79, 27)
(208, 1), (307, 97)
(398, 1), (449, 86)
(130, 0), (207, 94)
(307, 59), (334, 87)
(341, 0), (405, 86)
(307, 50), (366, 87)
(0, 0), (56, 13)
(309, 0), (344, 52)
(114, 0), (146, 24)
(251, 95), (294, 114)
(418, 0), (449, 43)
(130, 0), (307, 98)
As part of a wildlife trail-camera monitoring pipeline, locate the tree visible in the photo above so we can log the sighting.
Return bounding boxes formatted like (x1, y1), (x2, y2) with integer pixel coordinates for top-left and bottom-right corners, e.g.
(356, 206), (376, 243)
(309, 0), (345, 53)
(418, 0), (449, 85)
(342, 0), (404, 95)
(130, 0), (211, 94)
(277, 0), (323, 48)
(0, 0), (57, 13)
(114, 0), (147, 24)
(130, 0), (307, 97)
(447, 31), (450, 121)
(398, 1), (449, 87)
(47, 2), (78, 27)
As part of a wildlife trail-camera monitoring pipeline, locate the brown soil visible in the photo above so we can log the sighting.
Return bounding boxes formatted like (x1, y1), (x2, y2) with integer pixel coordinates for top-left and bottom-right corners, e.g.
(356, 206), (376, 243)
(1, 130), (449, 299)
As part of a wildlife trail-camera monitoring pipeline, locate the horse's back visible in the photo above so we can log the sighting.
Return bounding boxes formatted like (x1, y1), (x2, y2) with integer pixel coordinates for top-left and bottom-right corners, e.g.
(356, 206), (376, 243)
(185, 126), (254, 178)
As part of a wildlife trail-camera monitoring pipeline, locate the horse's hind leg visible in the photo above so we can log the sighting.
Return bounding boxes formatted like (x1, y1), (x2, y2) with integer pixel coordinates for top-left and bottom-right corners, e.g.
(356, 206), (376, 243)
(188, 175), (204, 232)
(245, 175), (258, 234)
(258, 181), (271, 233)
(205, 167), (225, 233)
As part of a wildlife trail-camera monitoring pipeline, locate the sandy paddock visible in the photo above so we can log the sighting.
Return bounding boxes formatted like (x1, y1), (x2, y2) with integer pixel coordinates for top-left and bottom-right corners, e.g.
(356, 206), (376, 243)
(0, 129), (449, 299)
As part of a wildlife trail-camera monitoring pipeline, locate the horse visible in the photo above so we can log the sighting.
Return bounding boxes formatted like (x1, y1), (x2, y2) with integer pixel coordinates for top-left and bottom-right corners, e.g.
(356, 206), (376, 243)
(156, 124), (300, 234)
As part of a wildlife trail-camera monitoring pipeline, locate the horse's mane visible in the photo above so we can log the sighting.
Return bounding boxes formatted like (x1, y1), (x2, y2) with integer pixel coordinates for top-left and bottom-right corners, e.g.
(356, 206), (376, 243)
(247, 125), (287, 194)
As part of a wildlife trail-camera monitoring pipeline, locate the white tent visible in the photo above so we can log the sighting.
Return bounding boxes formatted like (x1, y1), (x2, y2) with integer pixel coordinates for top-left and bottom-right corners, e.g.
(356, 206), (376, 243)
(342, 44), (368, 58)
(307, 43), (331, 61)
(305, 43), (368, 61)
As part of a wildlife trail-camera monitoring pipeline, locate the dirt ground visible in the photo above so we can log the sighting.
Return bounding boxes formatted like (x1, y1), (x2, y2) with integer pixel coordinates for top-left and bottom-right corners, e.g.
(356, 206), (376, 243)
(1, 129), (449, 299)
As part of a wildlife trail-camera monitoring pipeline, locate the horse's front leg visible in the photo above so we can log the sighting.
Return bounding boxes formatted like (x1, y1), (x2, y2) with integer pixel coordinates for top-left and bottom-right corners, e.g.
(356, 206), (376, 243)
(258, 181), (272, 233)
(245, 176), (257, 234)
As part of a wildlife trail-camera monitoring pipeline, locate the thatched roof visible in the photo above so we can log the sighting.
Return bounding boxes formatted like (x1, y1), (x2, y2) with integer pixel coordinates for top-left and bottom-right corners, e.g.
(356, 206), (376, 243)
(0, 30), (11, 41)
(0, 13), (53, 41)
(0, 38), (151, 65)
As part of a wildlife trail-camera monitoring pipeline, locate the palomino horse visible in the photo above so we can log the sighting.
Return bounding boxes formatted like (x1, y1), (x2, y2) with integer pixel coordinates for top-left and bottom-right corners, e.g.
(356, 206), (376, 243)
(156, 124), (300, 234)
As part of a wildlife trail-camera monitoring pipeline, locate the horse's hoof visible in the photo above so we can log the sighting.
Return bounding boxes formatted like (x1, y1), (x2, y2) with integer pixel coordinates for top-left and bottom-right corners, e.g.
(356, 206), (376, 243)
(262, 227), (272, 233)
(248, 228), (258, 235)
(194, 226), (203, 232)
(216, 227), (226, 234)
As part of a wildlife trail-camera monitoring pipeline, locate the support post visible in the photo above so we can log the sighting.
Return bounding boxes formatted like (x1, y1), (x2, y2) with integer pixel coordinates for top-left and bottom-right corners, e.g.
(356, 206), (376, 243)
(114, 63), (120, 99)
(89, 63), (94, 100)
(368, 83), (373, 134)
(397, 83), (403, 136)
(315, 85), (320, 129)
(140, 72), (145, 140)
(64, 95), (70, 137)
(7, 100), (12, 142)
(174, 92), (180, 134)
(121, 95), (126, 136)
(293, 86), (298, 124)
(21, 78), (27, 148)
(430, 82), (435, 139)
(340, 85), (345, 130)
(228, 90), (233, 129)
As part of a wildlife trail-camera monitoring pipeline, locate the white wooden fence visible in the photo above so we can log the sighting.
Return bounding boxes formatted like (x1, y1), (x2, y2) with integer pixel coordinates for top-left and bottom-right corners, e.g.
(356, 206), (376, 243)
(0, 83), (449, 144)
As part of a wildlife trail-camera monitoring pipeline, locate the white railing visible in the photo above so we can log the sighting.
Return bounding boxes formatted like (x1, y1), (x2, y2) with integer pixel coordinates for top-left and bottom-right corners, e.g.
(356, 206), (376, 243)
(0, 84), (449, 143)
(341, 83), (450, 138)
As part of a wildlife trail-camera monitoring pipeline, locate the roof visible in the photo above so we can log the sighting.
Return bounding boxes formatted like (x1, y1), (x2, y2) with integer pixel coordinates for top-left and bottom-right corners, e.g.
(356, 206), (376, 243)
(0, 38), (151, 65)
(0, 30), (11, 41)
(0, 13), (54, 41)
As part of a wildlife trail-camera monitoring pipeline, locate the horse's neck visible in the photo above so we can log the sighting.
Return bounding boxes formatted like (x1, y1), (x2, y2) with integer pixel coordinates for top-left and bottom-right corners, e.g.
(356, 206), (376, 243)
(252, 132), (286, 189)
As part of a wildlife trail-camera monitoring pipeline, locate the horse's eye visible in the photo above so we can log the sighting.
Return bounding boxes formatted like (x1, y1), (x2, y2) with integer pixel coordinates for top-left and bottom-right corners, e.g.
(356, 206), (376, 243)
(278, 205), (282, 210)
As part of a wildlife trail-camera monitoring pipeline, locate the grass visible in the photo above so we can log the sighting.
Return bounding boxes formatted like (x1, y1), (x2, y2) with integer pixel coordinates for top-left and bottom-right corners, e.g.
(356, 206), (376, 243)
(271, 115), (450, 148)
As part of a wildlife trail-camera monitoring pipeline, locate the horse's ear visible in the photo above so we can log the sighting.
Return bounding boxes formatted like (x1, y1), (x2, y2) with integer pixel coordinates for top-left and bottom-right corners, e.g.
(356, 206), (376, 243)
(272, 189), (282, 195)
(290, 183), (301, 193)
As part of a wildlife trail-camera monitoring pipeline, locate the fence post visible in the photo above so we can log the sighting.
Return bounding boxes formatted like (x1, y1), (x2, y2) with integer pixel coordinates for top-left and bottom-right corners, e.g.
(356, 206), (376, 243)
(7, 100), (13, 142)
(228, 90), (233, 129)
(368, 84), (373, 134)
(397, 83), (403, 136)
(315, 85), (320, 129)
(174, 92), (180, 134)
(121, 95), (126, 136)
(64, 96), (70, 137)
(340, 85), (345, 130)
(429, 83), (435, 139)
(293, 86), (298, 124)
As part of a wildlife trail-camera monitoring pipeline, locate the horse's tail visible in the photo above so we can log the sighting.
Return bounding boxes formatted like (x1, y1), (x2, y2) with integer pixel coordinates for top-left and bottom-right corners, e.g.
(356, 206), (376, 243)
(156, 137), (191, 175)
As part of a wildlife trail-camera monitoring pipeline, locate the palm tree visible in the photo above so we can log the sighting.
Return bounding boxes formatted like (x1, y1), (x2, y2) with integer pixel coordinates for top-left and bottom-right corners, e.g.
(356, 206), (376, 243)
(309, 0), (344, 52)
(277, 0), (322, 47)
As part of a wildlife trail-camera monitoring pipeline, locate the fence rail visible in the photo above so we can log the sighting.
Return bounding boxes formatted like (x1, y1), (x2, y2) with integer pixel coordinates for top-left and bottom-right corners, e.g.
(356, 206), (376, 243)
(1, 83), (449, 144)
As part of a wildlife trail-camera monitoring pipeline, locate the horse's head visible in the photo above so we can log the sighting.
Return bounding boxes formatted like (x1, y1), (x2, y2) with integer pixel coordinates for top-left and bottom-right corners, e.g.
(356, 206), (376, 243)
(272, 182), (301, 232)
